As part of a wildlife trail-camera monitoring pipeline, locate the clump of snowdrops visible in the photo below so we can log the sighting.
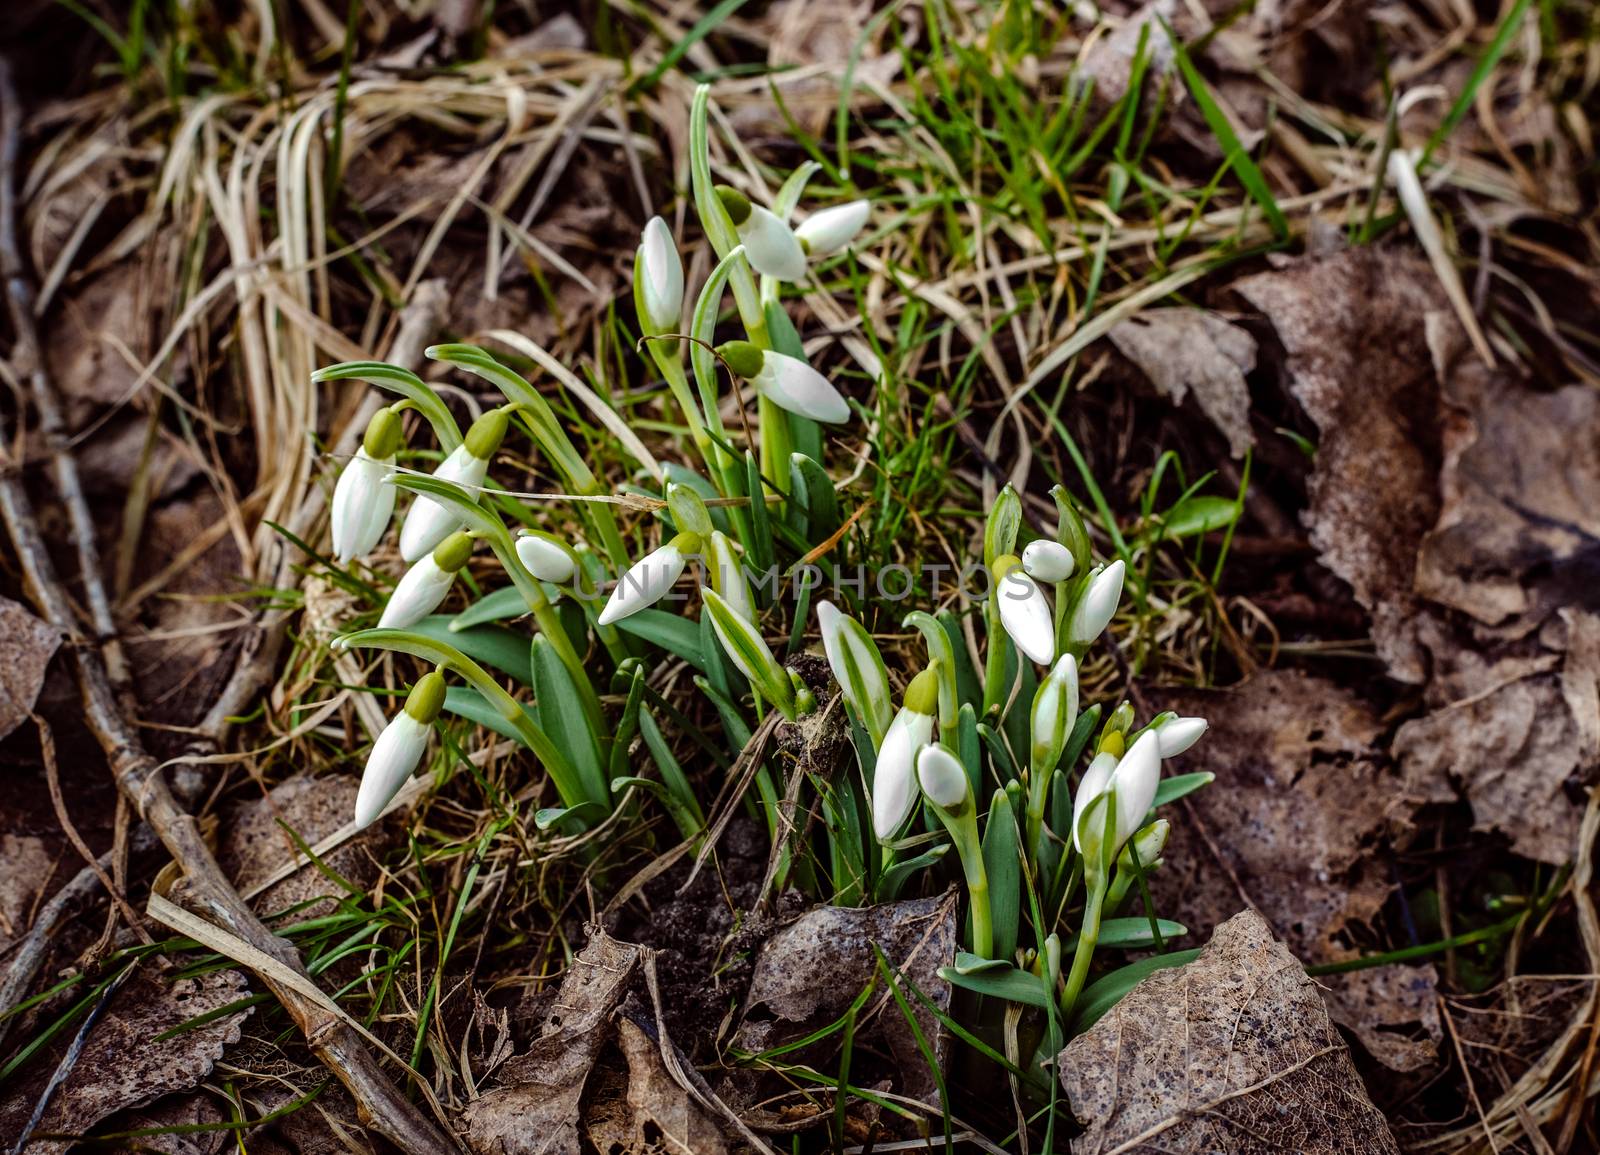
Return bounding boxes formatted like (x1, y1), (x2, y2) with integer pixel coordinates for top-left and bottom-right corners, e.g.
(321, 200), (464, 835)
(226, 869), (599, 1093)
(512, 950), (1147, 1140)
(317, 85), (1211, 1064)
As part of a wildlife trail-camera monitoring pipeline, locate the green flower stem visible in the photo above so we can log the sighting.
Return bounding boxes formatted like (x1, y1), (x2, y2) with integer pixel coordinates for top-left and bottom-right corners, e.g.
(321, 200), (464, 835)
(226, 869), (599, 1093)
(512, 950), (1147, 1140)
(652, 346), (721, 488)
(1059, 876), (1106, 1024)
(966, 866), (993, 961)
(335, 629), (588, 812)
(981, 597), (1009, 716)
(1025, 779), (1048, 878)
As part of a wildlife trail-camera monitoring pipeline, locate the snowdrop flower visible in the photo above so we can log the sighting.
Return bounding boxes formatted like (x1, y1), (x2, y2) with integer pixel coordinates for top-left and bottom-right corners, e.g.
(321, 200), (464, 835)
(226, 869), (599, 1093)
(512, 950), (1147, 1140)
(597, 532), (700, 626)
(795, 201), (869, 256)
(717, 341), (850, 424)
(331, 407), (403, 563)
(355, 670), (444, 829)
(378, 531), (472, 630)
(872, 668), (939, 841)
(1022, 539), (1075, 583)
(1067, 559), (1125, 647)
(637, 216), (684, 333)
(1152, 714), (1208, 758)
(817, 600), (893, 747)
(716, 185), (807, 281)
(515, 530), (577, 584)
(399, 407), (512, 562)
(1030, 655), (1080, 776)
(992, 555), (1055, 665)
(1071, 730), (1161, 865)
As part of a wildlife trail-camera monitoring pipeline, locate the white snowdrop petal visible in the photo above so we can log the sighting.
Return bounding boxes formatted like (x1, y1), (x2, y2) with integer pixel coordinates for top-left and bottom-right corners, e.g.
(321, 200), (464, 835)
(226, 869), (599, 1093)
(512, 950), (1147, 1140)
(916, 744), (969, 810)
(378, 557), (455, 630)
(738, 205), (808, 281)
(1111, 731), (1162, 847)
(872, 709), (934, 840)
(516, 534), (577, 584)
(640, 216), (684, 330)
(795, 200), (870, 255)
(399, 446), (489, 562)
(752, 351), (851, 424)
(996, 569), (1056, 665)
(597, 542), (687, 626)
(1069, 559), (1125, 646)
(1022, 540), (1075, 583)
(1155, 715), (1208, 758)
(355, 714), (429, 829)
(331, 449), (397, 563)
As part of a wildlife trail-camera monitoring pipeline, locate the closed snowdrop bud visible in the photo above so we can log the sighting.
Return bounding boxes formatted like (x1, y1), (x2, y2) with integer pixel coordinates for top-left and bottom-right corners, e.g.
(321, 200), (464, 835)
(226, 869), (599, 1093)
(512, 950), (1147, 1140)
(515, 531), (577, 584)
(355, 671), (444, 829)
(993, 555), (1055, 665)
(1068, 559), (1125, 646)
(872, 669), (939, 841)
(399, 407), (510, 562)
(1111, 732), (1162, 851)
(718, 341), (850, 425)
(1072, 750), (1118, 858)
(1120, 818), (1170, 870)
(638, 216), (683, 332)
(378, 531), (472, 630)
(598, 532), (699, 626)
(331, 408), (403, 563)
(716, 185), (807, 281)
(917, 743), (970, 812)
(1030, 654), (1079, 776)
(795, 200), (869, 255)
(1154, 714), (1208, 758)
(817, 600), (893, 746)
(1022, 539), (1075, 583)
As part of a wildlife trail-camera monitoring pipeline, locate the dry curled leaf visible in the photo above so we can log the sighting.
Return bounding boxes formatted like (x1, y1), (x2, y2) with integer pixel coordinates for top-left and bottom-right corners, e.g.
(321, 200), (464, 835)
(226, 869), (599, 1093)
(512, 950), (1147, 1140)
(461, 928), (641, 1155)
(583, 1017), (734, 1155)
(734, 893), (957, 1110)
(1109, 308), (1256, 458)
(0, 965), (252, 1154)
(1057, 910), (1400, 1154)
(1396, 610), (1599, 865)
(0, 595), (62, 741)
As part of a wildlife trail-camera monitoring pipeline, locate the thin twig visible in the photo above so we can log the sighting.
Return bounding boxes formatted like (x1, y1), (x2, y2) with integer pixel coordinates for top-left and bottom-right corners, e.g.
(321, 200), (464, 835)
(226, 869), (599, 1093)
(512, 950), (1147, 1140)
(0, 57), (457, 1155)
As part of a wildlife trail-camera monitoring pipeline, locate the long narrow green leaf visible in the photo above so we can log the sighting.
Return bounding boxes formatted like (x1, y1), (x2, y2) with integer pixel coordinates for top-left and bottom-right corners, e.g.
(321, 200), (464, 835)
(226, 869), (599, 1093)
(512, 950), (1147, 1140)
(1164, 23), (1288, 240)
(311, 361), (462, 451)
(531, 636), (608, 806)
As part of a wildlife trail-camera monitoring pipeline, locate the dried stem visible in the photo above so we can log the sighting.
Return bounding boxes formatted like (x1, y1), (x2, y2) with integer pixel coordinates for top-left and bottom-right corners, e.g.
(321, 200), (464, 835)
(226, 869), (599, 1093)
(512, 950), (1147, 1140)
(0, 57), (456, 1154)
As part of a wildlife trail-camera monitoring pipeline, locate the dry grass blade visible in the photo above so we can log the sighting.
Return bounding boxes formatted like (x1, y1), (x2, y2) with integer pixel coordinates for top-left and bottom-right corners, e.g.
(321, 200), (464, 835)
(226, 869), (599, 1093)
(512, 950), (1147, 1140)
(0, 56), (458, 1155)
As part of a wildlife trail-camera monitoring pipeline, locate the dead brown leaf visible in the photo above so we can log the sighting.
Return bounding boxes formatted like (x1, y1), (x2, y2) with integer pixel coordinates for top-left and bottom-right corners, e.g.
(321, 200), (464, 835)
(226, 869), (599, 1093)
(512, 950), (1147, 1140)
(1148, 670), (1441, 1071)
(460, 928), (641, 1155)
(1415, 334), (1600, 638)
(582, 1017), (734, 1155)
(0, 595), (62, 741)
(0, 965), (252, 1154)
(1108, 307), (1256, 458)
(733, 892), (957, 1109)
(1231, 248), (1448, 683)
(44, 260), (149, 411)
(1058, 909), (1401, 1154)
(105, 1091), (228, 1155)
(1149, 670), (1406, 963)
(1395, 610), (1599, 865)
(220, 773), (387, 919)
(0, 832), (58, 949)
